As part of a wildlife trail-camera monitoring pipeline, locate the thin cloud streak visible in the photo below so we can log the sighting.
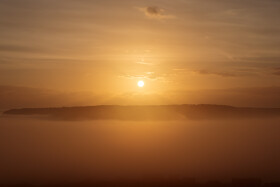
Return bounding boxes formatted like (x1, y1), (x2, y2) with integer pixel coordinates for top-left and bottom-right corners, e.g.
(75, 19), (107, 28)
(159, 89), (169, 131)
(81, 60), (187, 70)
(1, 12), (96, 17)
(192, 70), (238, 77)
(273, 67), (280, 76)
(119, 72), (165, 81)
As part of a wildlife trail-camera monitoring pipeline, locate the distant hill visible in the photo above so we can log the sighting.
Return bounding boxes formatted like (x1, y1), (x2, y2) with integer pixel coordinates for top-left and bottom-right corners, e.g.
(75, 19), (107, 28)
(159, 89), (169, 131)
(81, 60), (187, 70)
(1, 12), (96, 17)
(3, 105), (280, 121)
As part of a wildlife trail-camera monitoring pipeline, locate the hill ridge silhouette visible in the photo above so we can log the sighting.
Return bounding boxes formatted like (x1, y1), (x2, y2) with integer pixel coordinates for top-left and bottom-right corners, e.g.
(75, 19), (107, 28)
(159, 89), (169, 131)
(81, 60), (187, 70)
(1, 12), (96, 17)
(3, 104), (280, 121)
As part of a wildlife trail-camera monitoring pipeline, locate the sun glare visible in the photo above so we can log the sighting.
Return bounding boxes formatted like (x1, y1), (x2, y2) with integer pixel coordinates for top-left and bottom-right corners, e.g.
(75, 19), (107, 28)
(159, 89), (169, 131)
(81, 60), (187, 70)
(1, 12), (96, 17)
(138, 80), (145, 87)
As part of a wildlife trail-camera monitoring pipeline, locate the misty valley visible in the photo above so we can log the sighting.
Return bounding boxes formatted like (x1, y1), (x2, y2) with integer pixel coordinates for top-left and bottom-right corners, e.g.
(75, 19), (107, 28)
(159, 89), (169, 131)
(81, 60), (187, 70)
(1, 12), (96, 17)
(1, 113), (280, 186)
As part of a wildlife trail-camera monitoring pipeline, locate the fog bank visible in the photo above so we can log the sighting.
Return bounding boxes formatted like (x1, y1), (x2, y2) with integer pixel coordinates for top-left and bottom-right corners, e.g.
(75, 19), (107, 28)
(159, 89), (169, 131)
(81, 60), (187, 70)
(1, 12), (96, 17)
(0, 117), (280, 184)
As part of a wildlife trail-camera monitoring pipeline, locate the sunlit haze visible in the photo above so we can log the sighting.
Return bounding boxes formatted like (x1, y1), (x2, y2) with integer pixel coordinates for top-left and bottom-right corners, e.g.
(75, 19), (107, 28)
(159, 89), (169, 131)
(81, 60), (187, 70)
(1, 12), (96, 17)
(0, 1), (280, 187)
(0, 0), (279, 109)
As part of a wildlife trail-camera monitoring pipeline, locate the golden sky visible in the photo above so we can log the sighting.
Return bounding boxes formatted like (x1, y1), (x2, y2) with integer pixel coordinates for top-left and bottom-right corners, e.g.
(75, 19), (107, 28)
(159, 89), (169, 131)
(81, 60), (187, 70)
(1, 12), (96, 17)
(0, 0), (280, 107)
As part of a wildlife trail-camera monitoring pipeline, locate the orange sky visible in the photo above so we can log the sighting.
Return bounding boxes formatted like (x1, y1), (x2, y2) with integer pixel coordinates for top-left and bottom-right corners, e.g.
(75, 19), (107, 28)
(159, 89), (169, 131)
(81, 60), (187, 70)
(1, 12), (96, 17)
(0, 0), (280, 108)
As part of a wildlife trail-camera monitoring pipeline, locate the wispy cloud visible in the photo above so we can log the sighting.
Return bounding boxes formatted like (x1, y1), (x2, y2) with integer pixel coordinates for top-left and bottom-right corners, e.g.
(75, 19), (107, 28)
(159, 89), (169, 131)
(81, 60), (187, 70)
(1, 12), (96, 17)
(173, 68), (238, 77)
(173, 67), (265, 77)
(192, 70), (238, 77)
(272, 67), (280, 76)
(138, 6), (176, 20)
(119, 72), (165, 81)
(136, 59), (153, 65)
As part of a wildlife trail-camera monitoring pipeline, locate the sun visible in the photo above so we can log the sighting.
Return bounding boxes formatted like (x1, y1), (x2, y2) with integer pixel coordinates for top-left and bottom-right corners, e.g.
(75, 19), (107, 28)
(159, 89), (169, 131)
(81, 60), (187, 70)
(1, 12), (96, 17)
(137, 80), (145, 87)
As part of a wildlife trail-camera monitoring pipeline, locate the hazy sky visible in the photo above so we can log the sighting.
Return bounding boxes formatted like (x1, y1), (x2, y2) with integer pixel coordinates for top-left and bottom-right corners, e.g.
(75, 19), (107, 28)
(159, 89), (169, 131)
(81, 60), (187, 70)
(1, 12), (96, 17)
(0, 0), (280, 107)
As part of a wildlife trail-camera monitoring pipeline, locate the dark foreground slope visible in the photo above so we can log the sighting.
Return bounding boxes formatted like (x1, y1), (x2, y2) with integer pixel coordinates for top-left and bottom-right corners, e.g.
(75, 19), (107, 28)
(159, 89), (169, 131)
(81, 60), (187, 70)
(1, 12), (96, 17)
(3, 105), (280, 120)
(1, 179), (280, 187)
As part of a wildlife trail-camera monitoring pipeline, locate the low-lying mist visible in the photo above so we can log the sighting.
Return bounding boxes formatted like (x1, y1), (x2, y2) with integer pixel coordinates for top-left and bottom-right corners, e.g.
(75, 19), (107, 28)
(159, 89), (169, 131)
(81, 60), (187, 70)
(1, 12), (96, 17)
(0, 117), (280, 185)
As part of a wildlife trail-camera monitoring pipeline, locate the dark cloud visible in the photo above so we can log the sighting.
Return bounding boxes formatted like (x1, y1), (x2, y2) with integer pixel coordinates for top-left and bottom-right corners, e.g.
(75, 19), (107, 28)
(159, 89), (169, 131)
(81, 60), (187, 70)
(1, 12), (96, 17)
(146, 6), (161, 15)
(139, 6), (175, 20)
